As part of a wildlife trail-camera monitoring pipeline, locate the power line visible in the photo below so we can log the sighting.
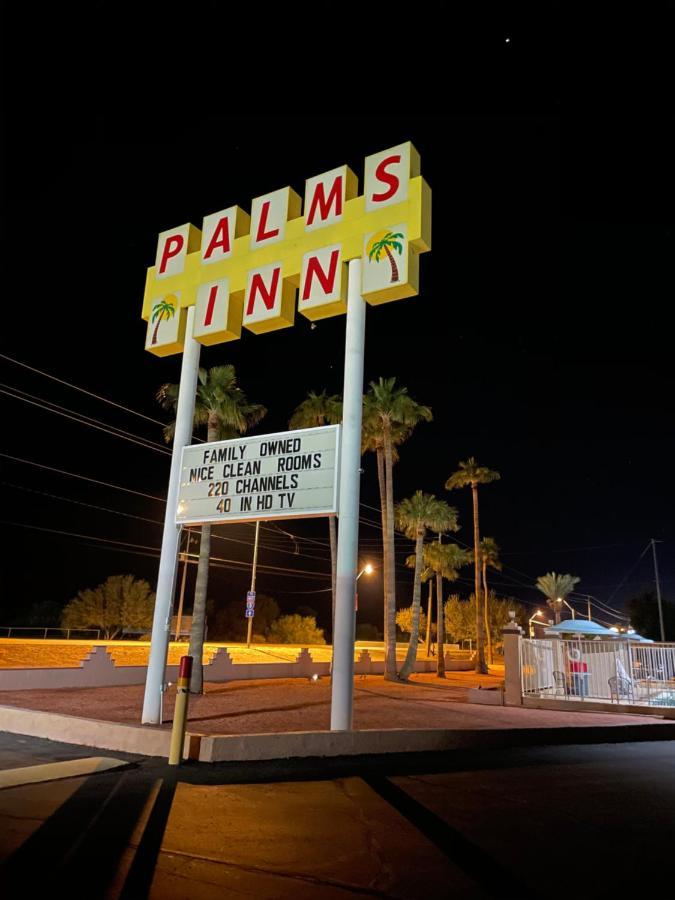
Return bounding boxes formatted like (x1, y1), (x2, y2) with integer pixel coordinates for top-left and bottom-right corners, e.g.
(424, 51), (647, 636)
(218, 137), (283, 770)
(0, 384), (171, 456)
(0, 451), (166, 502)
(0, 520), (332, 580)
(0, 480), (334, 564)
(0, 382), (169, 452)
(604, 542), (652, 605)
(0, 351), (169, 427)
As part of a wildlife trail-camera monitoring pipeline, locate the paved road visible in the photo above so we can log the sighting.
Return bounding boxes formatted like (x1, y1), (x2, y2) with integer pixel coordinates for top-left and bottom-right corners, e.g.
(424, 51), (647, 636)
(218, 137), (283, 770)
(0, 732), (673, 898)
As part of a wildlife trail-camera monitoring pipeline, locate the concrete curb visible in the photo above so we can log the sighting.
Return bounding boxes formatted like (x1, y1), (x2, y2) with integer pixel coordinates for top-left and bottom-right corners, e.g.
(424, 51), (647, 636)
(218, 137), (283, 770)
(0, 704), (170, 757)
(2, 703), (674, 762)
(196, 722), (675, 762)
(0, 756), (129, 789)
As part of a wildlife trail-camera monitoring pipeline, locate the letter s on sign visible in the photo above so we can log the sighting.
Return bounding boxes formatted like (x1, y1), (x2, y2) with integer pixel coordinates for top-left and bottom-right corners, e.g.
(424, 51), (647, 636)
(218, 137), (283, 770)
(372, 156), (400, 203)
(364, 142), (419, 213)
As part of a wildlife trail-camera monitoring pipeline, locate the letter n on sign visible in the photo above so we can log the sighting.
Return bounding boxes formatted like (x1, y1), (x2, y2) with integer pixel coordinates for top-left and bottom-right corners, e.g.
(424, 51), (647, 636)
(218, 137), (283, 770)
(298, 244), (347, 321)
(242, 262), (296, 334)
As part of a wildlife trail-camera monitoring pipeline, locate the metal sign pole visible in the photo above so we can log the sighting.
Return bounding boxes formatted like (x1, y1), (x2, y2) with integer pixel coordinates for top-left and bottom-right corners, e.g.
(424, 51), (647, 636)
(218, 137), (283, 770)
(330, 259), (365, 731)
(142, 306), (200, 724)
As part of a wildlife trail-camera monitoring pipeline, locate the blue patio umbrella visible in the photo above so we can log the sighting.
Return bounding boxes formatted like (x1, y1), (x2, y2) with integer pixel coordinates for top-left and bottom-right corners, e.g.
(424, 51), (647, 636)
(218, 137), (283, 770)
(544, 619), (615, 637)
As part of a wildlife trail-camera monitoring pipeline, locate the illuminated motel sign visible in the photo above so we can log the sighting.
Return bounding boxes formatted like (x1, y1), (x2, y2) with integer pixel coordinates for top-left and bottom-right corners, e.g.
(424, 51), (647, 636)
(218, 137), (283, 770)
(142, 142), (431, 354)
(141, 143), (431, 730)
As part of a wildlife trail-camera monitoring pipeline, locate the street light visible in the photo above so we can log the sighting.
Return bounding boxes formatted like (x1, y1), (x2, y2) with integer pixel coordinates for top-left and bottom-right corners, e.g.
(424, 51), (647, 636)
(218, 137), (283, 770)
(528, 609), (547, 638)
(354, 563), (374, 612)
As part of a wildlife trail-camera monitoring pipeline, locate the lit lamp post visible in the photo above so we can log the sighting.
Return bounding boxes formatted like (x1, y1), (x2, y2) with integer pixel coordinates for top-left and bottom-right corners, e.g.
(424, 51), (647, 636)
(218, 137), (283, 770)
(528, 609), (546, 638)
(355, 563), (374, 612)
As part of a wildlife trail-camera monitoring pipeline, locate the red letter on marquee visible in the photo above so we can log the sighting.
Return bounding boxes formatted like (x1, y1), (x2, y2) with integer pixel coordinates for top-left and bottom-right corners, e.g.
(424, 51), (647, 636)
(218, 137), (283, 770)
(255, 201), (280, 242)
(306, 176), (343, 227)
(203, 218), (231, 260)
(302, 250), (339, 299)
(372, 155), (401, 203)
(158, 234), (185, 274)
(246, 267), (281, 315)
(203, 284), (219, 327)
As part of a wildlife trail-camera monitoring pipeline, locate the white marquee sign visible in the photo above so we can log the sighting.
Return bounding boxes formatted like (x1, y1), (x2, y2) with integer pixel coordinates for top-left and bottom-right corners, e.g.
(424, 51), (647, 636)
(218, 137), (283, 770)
(176, 425), (341, 526)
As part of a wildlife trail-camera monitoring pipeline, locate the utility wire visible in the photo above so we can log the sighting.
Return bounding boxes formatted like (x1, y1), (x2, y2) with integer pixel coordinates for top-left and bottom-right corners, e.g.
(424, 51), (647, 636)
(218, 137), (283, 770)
(604, 542), (652, 606)
(0, 382), (169, 452)
(0, 352), (168, 426)
(0, 385), (171, 456)
(0, 451), (165, 502)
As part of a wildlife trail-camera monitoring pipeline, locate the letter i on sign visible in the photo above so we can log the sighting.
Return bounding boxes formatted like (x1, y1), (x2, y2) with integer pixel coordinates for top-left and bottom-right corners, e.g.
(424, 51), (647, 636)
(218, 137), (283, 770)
(193, 278), (243, 345)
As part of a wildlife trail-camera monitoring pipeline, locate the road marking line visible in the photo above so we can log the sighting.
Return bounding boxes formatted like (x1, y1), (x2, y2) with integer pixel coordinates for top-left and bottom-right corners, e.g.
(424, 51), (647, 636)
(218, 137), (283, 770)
(0, 756), (128, 789)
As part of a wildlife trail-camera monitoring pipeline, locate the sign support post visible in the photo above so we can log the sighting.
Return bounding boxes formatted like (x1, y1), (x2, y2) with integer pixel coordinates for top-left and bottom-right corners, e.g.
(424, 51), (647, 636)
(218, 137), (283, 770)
(330, 259), (365, 731)
(142, 306), (200, 724)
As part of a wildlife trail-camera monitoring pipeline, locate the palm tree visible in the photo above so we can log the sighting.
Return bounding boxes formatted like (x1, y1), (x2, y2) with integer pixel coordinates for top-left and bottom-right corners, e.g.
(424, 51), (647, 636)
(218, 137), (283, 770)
(361, 414), (409, 666)
(396, 493), (457, 681)
(480, 537), (502, 664)
(367, 231), (405, 283)
(405, 554), (435, 657)
(151, 298), (176, 345)
(535, 572), (580, 625)
(363, 379), (432, 680)
(424, 540), (470, 676)
(445, 458), (500, 674)
(288, 390), (343, 639)
(158, 365), (266, 692)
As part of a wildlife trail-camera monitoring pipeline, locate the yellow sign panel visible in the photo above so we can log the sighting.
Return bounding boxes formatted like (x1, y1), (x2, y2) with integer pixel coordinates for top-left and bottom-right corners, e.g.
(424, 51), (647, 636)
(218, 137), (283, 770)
(143, 142), (431, 356)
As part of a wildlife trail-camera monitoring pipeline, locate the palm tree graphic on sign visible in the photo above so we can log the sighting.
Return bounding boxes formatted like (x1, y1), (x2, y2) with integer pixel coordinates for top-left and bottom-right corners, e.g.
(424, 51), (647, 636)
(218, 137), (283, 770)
(367, 230), (404, 283)
(150, 298), (176, 345)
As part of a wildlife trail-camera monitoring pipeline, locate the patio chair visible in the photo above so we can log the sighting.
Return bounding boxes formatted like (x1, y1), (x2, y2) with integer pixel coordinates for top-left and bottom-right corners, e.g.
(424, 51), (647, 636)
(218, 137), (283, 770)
(608, 674), (634, 703)
(553, 670), (568, 696)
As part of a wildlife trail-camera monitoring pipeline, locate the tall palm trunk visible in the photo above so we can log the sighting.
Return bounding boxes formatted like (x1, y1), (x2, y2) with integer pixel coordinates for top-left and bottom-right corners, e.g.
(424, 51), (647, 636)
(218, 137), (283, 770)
(329, 515), (337, 643)
(187, 419), (218, 692)
(399, 528), (425, 680)
(425, 578), (433, 657)
(383, 425), (397, 679)
(436, 533), (446, 678)
(472, 483), (488, 674)
(483, 563), (493, 664)
(376, 447), (389, 653)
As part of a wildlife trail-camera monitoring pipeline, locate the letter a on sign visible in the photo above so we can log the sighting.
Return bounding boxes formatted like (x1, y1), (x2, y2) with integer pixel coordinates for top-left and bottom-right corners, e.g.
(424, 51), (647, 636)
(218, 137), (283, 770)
(242, 262), (296, 334)
(201, 206), (250, 265)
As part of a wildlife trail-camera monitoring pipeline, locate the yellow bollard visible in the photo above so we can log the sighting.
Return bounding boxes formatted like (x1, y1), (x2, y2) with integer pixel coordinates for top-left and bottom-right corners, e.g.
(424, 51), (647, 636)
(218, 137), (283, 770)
(169, 655), (192, 765)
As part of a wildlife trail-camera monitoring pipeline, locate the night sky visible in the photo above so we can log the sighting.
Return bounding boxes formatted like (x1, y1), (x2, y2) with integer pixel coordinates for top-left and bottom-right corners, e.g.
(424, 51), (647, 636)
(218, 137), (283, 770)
(1, 5), (673, 634)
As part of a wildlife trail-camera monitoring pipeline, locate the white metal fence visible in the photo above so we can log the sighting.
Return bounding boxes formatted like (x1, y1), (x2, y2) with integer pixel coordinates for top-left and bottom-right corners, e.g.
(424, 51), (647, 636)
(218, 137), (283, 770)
(521, 637), (675, 709)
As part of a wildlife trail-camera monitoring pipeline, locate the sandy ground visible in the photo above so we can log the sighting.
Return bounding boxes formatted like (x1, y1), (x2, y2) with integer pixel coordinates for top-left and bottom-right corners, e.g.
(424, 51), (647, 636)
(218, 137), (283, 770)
(1, 670), (673, 736)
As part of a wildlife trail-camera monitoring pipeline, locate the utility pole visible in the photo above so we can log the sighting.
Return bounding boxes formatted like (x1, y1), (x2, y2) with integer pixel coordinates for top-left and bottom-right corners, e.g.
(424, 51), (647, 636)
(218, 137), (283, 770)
(175, 529), (192, 641)
(651, 538), (666, 642)
(587, 596), (592, 621)
(246, 521), (260, 648)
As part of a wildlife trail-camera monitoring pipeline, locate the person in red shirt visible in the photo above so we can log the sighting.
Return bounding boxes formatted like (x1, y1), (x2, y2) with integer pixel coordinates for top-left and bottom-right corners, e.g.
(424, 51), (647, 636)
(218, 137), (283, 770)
(568, 647), (589, 696)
